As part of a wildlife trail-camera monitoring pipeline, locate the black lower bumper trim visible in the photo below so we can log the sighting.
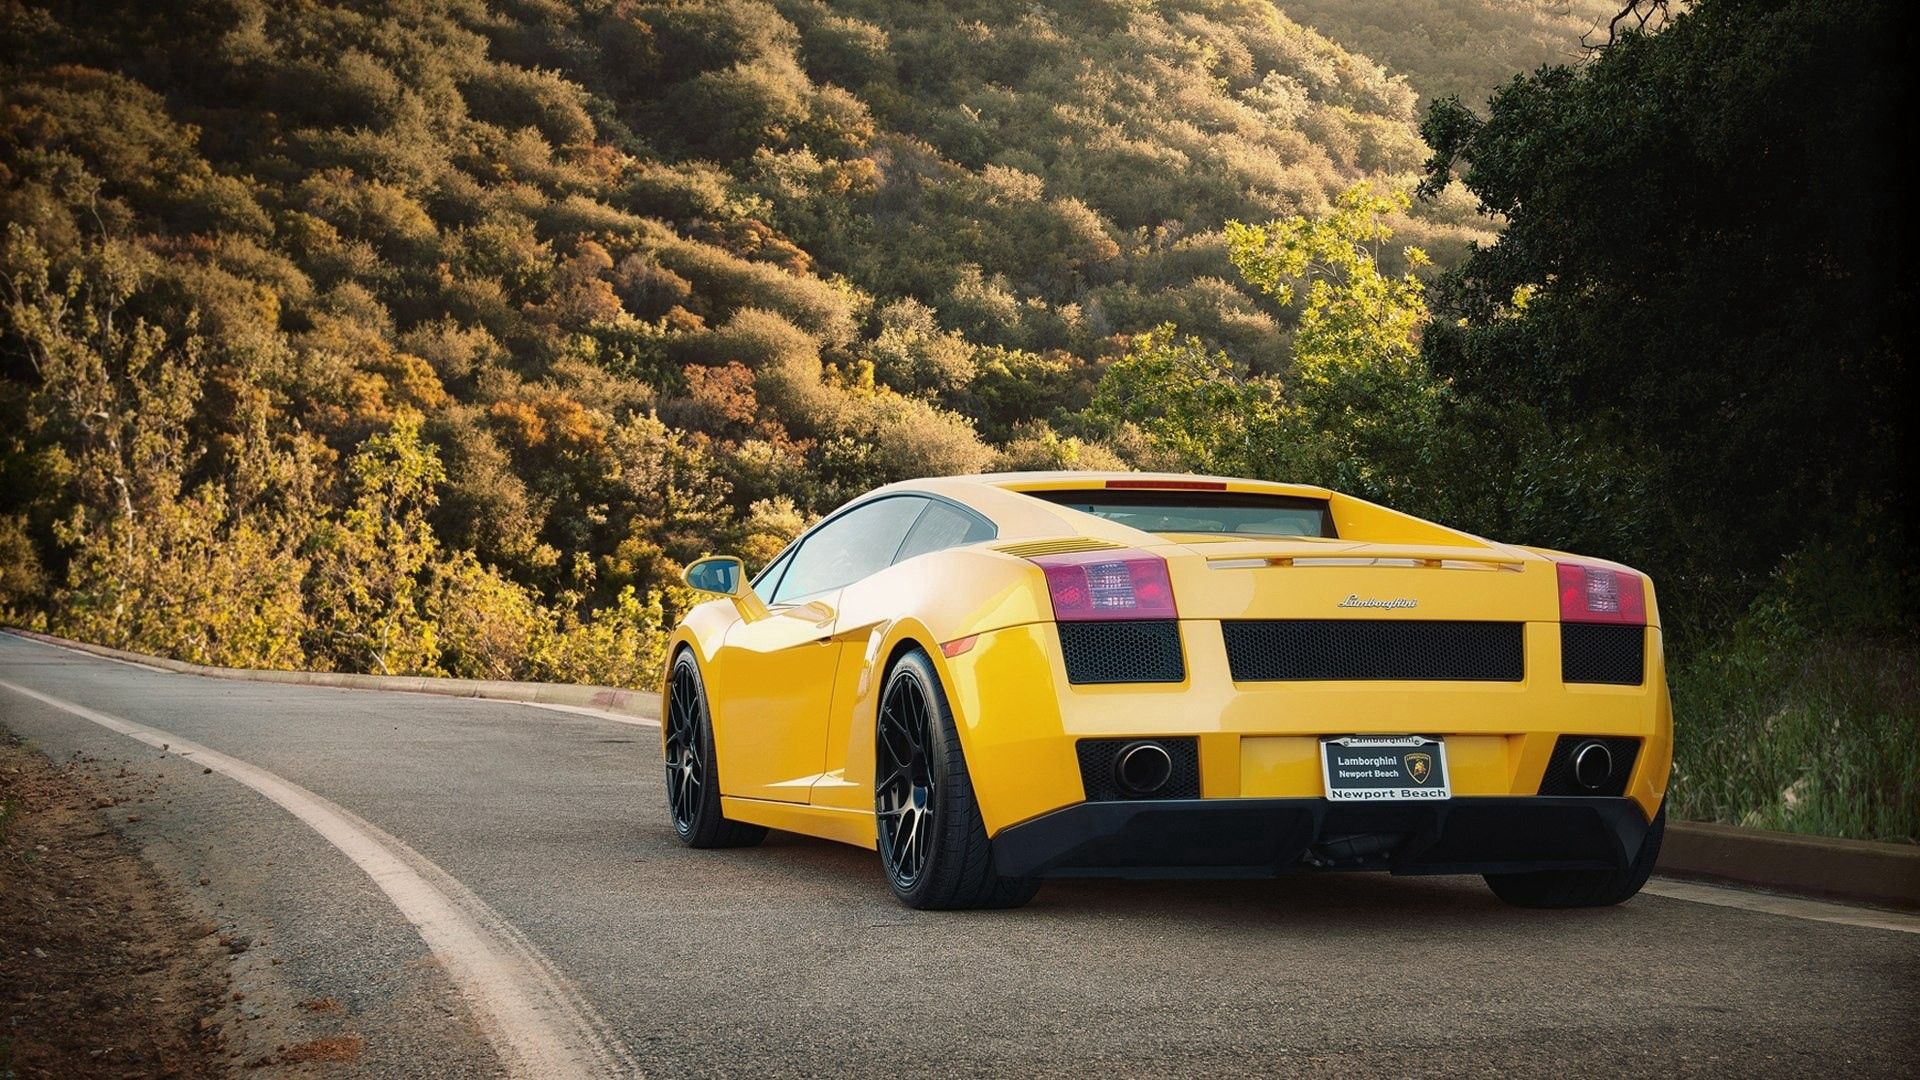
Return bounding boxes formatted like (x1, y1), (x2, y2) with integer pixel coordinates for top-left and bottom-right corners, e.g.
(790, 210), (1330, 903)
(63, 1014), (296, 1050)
(991, 796), (1653, 880)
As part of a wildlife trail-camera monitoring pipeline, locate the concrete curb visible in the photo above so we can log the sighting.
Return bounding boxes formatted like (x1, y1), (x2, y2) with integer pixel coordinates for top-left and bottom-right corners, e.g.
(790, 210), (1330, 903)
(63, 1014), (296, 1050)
(1, 627), (661, 722)
(1658, 820), (1919, 911)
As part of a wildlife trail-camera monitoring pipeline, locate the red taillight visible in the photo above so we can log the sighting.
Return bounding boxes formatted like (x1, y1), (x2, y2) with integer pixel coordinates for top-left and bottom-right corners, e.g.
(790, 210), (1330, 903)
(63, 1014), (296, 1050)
(1032, 549), (1178, 621)
(1556, 562), (1647, 625)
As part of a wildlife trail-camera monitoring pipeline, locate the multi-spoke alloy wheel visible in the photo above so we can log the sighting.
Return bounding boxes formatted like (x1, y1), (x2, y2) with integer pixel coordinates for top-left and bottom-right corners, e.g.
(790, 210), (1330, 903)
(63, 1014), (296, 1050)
(875, 667), (936, 888)
(665, 659), (705, 837)
(874, 649), (1041, 910)
(662, 651), (767, 849)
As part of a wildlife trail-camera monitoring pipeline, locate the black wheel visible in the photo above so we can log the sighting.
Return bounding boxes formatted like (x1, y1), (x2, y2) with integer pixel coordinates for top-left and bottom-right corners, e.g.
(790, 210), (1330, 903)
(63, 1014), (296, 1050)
(874, 648), (1040, 910)
(664, 650), (767, 849)
(1485, 805), (1666, 908)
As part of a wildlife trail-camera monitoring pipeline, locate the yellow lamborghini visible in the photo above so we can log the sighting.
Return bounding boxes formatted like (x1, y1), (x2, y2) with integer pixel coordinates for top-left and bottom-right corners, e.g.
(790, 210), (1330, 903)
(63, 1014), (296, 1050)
(663, 472), (1671, 910)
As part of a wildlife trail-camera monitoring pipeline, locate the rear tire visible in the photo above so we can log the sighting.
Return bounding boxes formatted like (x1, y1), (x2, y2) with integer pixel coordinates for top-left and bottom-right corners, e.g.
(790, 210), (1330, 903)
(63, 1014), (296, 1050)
(1484, 805), (1666, 908)
(874, 648), (1041, 910)
(664, 650), (767, 849)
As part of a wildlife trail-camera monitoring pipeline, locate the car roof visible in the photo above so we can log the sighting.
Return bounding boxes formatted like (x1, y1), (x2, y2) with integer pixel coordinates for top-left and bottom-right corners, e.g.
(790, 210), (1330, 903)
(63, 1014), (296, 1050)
(865, 472), (1336, 543)
(956, 471), (1330, 497)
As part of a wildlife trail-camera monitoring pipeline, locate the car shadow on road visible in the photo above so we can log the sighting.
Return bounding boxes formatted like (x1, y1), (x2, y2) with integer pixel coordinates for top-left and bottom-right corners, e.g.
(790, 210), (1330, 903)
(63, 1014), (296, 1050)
(708, 827), (1659, 932)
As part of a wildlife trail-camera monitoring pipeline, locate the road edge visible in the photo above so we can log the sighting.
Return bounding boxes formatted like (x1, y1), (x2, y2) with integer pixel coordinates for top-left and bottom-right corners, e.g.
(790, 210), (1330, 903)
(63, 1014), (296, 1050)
(1, 626), (659, 722)
(0, 677), (639, 1078)
(1659, 820), (1920, 912)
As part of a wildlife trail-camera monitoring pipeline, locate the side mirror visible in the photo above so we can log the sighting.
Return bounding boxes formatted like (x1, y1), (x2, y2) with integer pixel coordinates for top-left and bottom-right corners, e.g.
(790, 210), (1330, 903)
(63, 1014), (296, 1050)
(683, 555), (771, 623)
(684, 555), (747, 597)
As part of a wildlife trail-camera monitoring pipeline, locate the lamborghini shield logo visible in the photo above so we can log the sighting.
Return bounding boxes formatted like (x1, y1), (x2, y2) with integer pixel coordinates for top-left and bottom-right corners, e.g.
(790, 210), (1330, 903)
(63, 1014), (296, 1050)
(1404, 752), (1433, 785)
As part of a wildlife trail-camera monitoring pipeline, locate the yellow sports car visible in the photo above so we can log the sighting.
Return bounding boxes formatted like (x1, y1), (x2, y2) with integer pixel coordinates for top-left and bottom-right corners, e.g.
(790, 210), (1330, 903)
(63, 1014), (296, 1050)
(663, 472), (1671, 910)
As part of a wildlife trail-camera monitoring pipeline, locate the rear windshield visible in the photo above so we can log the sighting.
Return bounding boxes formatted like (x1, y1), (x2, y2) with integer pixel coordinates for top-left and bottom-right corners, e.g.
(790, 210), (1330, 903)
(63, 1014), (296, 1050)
(1025, 489), (1337, 538)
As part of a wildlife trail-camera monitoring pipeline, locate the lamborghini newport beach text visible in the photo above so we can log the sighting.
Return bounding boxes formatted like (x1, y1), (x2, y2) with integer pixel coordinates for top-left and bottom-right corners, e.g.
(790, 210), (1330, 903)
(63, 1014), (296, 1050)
(661, 472), (1671, 910)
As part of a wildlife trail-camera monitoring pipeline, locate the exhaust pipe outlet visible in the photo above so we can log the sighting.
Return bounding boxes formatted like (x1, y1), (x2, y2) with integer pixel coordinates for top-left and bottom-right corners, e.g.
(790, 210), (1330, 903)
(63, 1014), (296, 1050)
(1572, 740), (1614, 791)
(1114, 741), (1174, 797)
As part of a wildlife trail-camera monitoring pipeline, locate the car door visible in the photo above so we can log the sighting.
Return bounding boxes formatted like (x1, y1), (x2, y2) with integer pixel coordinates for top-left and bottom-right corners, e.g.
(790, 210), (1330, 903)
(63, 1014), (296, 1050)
(710, 495), (930, 802)
(810, 497), (998, 812)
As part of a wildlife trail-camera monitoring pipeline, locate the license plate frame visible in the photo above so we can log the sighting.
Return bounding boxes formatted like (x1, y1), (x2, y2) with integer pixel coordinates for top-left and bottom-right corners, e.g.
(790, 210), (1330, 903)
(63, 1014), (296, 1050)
(1320, 736), (1451, 802)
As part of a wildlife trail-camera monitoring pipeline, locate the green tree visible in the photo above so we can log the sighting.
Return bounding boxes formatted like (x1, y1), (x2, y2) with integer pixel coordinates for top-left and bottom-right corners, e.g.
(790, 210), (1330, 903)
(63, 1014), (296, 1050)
(1088, 185), (1445, 498)
(1085, 324), (1291, 478)
(1225, 183), (1444, 505)
(1226, 184), (1429, 380)
(306, 412), (447, 675)
(1417, 0), (1907, 623)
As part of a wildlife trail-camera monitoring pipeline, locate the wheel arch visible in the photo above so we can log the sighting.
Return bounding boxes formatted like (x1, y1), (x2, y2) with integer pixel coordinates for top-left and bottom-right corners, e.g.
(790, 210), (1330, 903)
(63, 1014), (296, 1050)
(862, 617), (985, 781)
(665, 599), (737, 756)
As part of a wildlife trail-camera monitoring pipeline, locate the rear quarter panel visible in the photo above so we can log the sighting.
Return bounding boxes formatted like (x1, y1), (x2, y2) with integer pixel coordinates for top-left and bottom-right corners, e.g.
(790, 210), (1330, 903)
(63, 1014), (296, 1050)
(809, 546), (1053, 814)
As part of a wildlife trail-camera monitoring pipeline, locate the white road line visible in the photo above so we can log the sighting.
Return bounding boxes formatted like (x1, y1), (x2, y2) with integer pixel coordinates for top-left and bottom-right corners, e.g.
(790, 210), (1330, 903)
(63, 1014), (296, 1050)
(0, 678), (639, 1079)
(1645, 878), (1920, 935)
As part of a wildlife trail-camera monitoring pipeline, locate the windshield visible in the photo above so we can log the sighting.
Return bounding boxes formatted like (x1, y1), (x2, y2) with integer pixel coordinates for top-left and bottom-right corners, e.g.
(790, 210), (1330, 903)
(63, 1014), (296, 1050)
(1024, 489), (1336, 538)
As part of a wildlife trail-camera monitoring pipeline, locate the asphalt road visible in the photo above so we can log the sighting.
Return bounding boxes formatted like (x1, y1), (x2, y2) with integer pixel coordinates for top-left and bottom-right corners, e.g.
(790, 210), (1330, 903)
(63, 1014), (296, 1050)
(3, 632), (1916, 1078)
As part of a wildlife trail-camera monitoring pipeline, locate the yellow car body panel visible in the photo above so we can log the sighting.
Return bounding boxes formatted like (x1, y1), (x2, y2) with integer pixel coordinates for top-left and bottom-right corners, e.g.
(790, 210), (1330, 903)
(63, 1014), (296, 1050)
(664, 471), (1672, 878)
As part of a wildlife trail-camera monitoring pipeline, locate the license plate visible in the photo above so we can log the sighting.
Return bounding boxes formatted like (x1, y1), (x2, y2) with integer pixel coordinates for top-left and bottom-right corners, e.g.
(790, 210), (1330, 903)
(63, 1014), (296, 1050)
(1320, 736), (1450, 801)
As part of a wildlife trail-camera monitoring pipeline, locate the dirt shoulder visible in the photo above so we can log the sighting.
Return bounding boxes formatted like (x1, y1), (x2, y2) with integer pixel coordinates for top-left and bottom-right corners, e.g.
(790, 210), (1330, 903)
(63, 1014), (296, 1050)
(0, 731), (231, 1079)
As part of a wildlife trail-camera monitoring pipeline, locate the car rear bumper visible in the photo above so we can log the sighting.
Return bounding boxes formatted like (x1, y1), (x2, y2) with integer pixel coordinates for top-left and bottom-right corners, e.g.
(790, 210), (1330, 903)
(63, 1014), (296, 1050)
(937, 621), (1674, 834)
(990, 795), (1653, 879)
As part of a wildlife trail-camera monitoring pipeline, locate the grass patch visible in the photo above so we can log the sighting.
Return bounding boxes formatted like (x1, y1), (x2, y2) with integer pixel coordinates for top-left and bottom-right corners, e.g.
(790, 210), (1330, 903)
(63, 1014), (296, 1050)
(1669, 619), (1919, 844)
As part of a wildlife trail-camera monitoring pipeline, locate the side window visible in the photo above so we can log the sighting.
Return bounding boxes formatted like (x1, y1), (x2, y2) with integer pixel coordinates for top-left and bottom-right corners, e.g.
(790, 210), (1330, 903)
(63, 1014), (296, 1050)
(751, 545), (796, 600)
(892, 500), (994, 565)
(770, 497), (929, 604)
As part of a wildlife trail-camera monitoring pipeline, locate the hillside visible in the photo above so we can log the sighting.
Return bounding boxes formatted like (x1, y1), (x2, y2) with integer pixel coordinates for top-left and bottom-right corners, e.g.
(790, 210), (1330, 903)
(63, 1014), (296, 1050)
(1283, 0), (1624, 105)
(0, 0), (1520, 678)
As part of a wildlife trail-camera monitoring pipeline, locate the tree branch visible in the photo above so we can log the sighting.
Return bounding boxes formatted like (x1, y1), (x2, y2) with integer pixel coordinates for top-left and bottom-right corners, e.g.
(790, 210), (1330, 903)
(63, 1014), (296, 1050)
(1582, 1), (1671, 52)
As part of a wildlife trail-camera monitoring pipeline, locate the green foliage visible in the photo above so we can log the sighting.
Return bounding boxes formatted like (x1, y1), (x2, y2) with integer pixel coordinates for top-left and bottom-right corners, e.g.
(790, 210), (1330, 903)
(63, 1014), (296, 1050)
(863, 298), (974, 400)
(751, 0), (1491, 368)
(990, 422), (1126, 474)
(530, 586), (676, 689)
(1282, 0), (1623, 107)
(0, 515), (46, 618)
(1417, 0), (1907, 636)
(1089, 183), (1445, 505)
(967, 346), (1091, 443)
(1087, 325), (1291, 479)
(305, 411), (448, 675)
(1669, 556), (1918, 844)
(1226, 185), (1428, 373)
(1222, 183), (1444, 503)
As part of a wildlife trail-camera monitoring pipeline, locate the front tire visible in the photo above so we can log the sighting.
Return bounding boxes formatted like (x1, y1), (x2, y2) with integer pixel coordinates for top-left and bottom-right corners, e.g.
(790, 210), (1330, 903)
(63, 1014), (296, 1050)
(1484, 804), (1666, 908)
(874, 648), (1040, 910)
(664, 650), (767, 849)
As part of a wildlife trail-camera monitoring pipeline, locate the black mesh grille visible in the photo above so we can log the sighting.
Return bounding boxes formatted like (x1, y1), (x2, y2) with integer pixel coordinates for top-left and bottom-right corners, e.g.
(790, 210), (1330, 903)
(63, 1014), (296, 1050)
(1058, 621), (1184, 684)
(1076, 737), (1201, 801)
(1538, 735), (1641, 796)
(1222, 620), (1524, 682)
(1562, 624), (1646, 685)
